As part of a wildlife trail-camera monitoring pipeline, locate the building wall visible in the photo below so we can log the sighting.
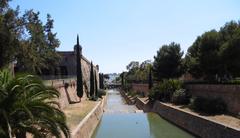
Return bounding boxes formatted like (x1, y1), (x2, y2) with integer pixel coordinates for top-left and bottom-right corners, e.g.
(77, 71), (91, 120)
(186, 84), (240, 115)
(131, 83), (149, 97)
(45, 51), (100, 109)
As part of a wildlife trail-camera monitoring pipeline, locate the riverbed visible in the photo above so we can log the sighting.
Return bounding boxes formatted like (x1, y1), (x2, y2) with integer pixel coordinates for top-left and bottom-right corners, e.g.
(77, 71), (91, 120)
(92, 89), (194, 138)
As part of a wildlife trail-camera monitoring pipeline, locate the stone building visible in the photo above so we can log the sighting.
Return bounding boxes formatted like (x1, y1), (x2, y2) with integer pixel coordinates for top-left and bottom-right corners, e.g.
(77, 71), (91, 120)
(41, 37), (100, 98)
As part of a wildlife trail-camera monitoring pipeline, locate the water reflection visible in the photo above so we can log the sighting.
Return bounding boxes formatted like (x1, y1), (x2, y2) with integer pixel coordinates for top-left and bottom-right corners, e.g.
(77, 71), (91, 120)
(92, 89), (194, 138)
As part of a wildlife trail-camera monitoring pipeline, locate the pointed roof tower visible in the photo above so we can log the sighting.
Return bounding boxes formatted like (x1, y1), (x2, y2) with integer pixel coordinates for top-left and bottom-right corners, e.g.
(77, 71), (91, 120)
(74, 34), (82, 54)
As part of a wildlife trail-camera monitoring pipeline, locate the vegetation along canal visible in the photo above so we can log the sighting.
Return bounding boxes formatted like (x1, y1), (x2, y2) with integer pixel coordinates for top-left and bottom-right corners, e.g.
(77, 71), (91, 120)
(92, 89), (194, 138)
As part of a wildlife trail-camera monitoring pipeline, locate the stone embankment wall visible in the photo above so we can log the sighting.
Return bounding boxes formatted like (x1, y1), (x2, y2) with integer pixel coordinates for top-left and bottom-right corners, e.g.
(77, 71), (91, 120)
(131, 83), (149, 96)
(71, 95), (107, 138)
(152, 101), (240, 138)
(119, 90), (136, 105)
(132, 83), (240, 115)
(135, 98), (152, 112)
(186, 84), (240, 115)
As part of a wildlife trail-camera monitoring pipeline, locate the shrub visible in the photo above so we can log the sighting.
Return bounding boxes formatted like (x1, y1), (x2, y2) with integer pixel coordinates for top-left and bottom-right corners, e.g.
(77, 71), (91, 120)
(123, 84), (132, 92)
(98, 89), (106, 98)
(148, 79), (183, 102)
(148, 83), (164, 102)
(128, 90), (137, 97)
(190, 96), (227, 114)
(172, 89), (190, 105)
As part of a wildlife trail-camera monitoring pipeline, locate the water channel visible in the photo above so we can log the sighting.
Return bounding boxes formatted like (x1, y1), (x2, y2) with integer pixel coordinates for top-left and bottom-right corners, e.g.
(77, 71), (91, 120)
(92, 89), (195, 138)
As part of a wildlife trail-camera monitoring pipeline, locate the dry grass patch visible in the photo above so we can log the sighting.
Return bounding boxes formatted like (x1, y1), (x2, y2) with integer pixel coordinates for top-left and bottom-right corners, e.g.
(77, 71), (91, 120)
(63, 99), (98, 130)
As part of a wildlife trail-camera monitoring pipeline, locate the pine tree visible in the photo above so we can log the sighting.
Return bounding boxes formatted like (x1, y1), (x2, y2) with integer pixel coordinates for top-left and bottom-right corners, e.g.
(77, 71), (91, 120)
(148, 67), (153, 89)
(75, 35), (83, 99)
(90, 62), (94, 98)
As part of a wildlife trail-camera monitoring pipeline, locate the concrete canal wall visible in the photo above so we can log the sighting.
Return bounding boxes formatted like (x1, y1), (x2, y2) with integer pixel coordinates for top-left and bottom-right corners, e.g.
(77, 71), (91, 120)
(71, 96), (107, 138)
(135, 98), (240, 138)
(132, 83), (240, 115)
(119, 90), (136, 105)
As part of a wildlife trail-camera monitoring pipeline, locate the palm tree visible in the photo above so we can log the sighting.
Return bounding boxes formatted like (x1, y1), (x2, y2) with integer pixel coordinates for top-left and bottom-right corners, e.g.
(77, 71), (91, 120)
(0, 70), (70, 138)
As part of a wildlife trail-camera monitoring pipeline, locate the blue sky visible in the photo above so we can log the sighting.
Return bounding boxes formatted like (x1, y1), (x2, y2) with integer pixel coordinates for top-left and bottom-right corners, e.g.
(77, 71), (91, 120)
(10, 0), (240, 73)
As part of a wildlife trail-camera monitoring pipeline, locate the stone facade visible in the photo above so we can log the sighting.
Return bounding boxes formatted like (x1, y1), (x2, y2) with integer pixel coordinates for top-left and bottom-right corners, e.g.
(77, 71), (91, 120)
(186, 84), (240, 115)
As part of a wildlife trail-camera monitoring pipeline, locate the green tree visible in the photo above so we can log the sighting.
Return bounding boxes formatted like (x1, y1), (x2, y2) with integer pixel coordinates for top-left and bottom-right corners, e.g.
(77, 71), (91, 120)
(99, 73), (104, 89)
(185, 21), (240, 81)
(94, 71), (98, 98)
(90, 62), (94, 98)
(75, 35), (83, 99)
(148, 67), (153, 89)
(153, 42), (184, 81)
(0, 69), (70, 138)
(0, 3), (21, 68)
(16, 10), (60, 73)
(121, 72), (124, 87)
(219, 21), (240, 78)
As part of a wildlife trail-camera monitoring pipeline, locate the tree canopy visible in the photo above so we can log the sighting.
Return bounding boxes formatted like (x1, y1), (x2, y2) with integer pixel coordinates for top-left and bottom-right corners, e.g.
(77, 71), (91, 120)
(185, 21), (240, 81)
(0, 0), (60, 74)
(125, 60), (152, 83)
(153, 42), (184, 81)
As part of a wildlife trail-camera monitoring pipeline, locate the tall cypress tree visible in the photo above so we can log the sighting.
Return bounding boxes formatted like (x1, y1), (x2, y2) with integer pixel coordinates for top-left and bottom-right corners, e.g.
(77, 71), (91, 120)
(121, 72), (124, 87)
(148, 67), (153, 89)
(75, 35), (83, 99)
(90, 62), (94, 98)
(101, 73), (104, 89)
(95, 71), (98, 98)
(99, 73), (102, 89)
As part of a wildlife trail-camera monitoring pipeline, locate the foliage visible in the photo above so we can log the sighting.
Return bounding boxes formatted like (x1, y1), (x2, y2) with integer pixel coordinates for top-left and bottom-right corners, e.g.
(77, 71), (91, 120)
(127, 90), (137, 97)
(90, 62), (94, 98)
(122, 83), (132, 92)
(120, 72), (125, 87)
(125, 60), (152, 83)
(185, 21), (240, 81)
(0, 69), (70, 138)
(190, 96), (227, 114)
(94, 71), (98, 98)
(99, 73), (104, 89)
(171, 89), (190, 105)
(75, 36), (83, 98)
(153, 42), (184, 81)
(97, 89), (106, 98)
(148, 83), (164, 102)
(149, 79), (182, 102)
(148, 67), (153, 89)
(0, 1), (60, 73)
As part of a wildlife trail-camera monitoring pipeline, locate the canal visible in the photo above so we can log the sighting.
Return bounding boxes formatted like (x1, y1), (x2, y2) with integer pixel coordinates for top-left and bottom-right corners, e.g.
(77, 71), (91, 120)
(92, 89), (195, 138)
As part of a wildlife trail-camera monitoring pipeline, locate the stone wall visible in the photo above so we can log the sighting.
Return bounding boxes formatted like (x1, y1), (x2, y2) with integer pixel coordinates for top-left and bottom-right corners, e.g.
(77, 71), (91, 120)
(119, 90), (136, 105)
(131, 83), (149, 97)
(71, 95), (107, 138)
(186, 84), (240, 115)
(46, 52), (100, 109)
(135, 98), (152, 112)
(152, 101), (240, 138)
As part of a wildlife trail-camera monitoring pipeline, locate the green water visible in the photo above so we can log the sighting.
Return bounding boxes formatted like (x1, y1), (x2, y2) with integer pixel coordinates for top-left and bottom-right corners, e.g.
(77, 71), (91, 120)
(92, 90), (195, 138)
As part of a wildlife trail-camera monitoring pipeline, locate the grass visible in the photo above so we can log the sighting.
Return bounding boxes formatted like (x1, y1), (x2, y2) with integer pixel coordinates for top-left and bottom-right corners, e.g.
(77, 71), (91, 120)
(63, 99), (98, 130)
